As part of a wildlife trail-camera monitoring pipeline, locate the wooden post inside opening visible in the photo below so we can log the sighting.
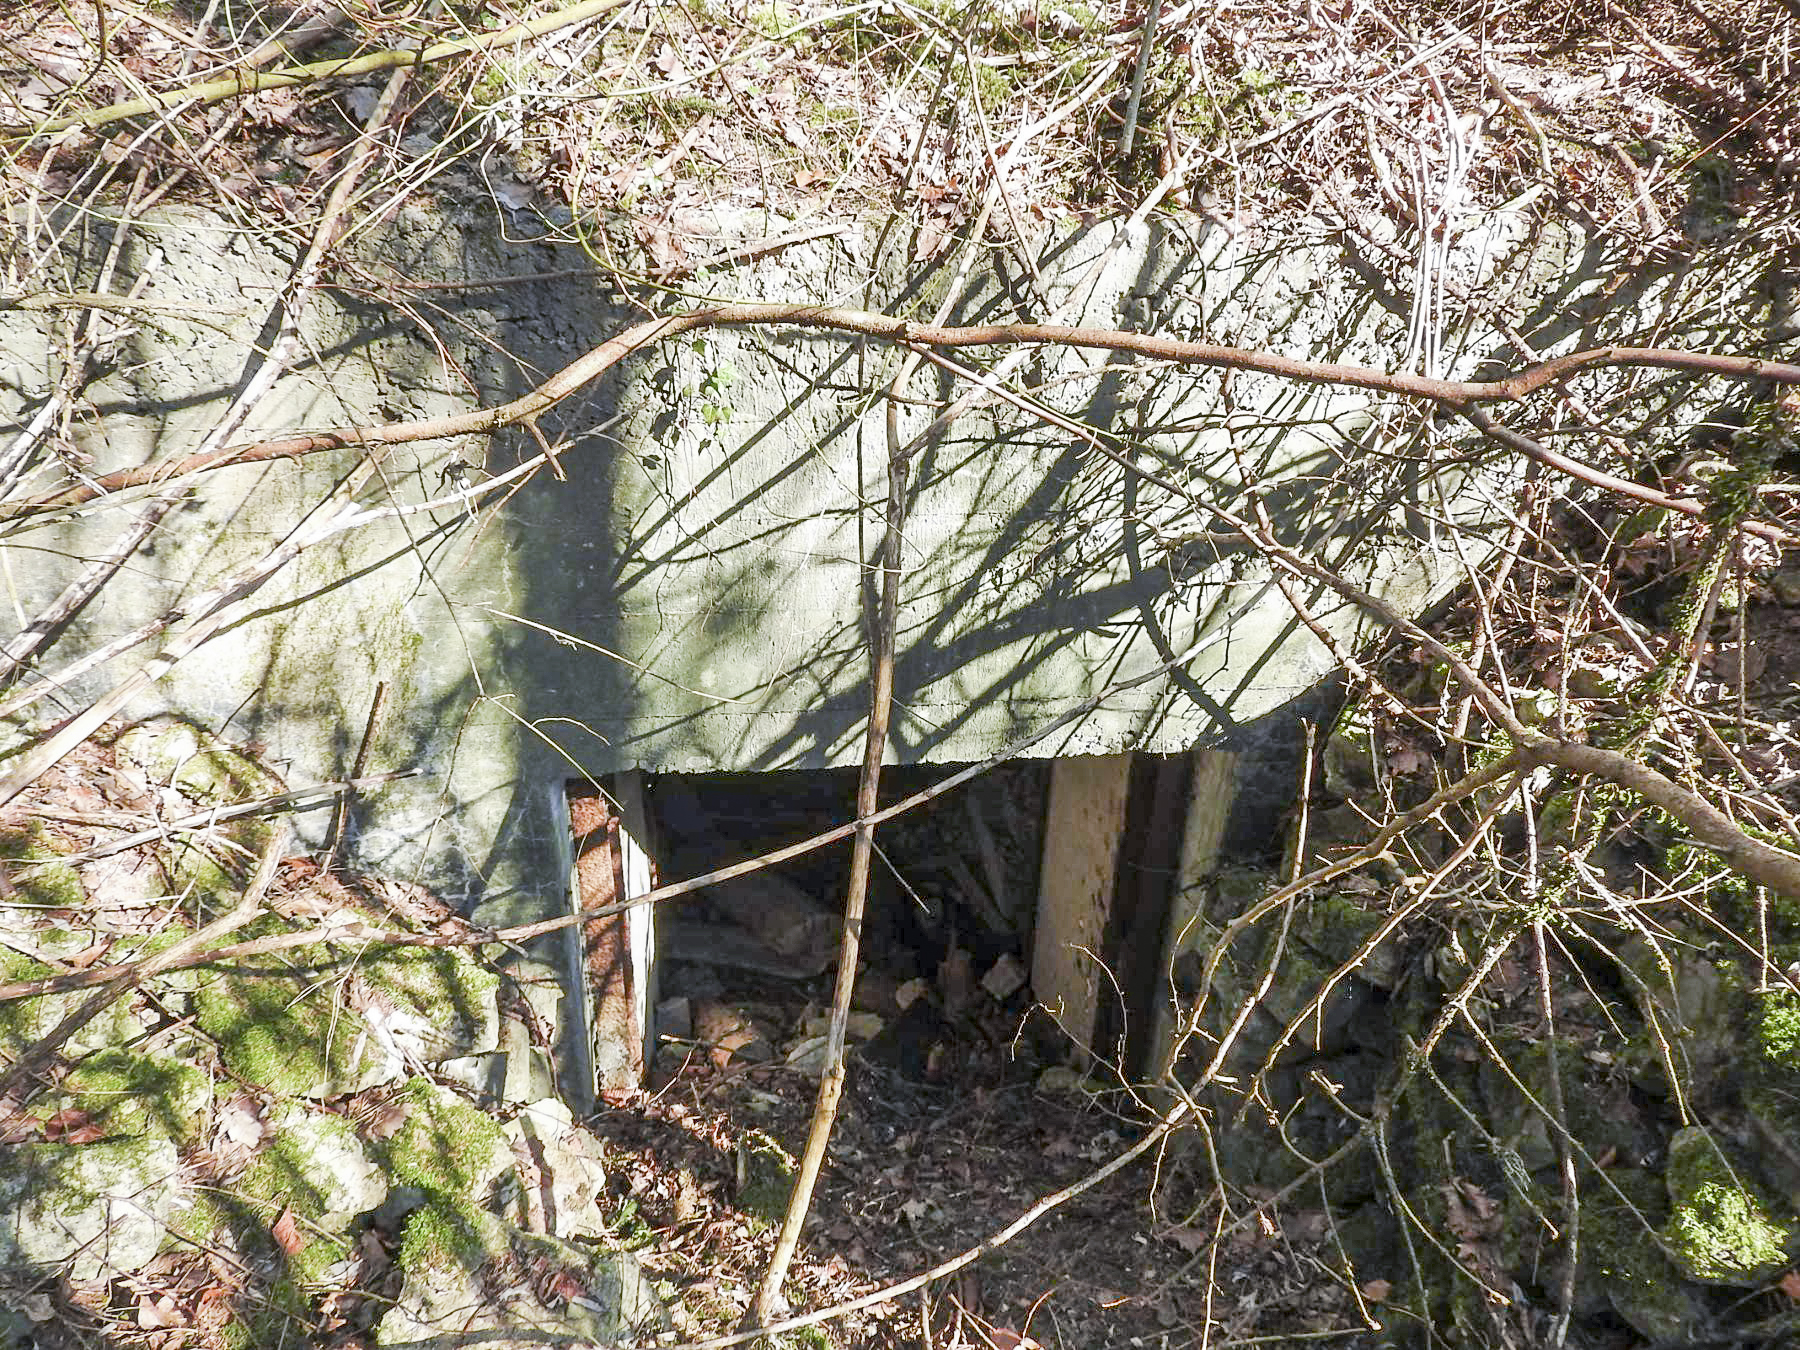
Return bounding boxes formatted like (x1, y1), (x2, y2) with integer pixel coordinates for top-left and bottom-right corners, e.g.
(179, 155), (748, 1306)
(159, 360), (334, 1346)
(568, 773), (657, 1092)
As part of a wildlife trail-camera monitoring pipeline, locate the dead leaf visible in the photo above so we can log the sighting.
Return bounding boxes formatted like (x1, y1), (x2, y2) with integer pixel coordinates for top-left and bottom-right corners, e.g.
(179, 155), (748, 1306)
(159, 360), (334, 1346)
(1385, 743), (1429, 775)
(1781, 1269), (1800, 1302)
(1162, 1225), (1211, 1253)
(352, 1093), (409, 1140)
(136, 1295), (181, 1330)
(545, 1266), (585, 1303)
(1361, 1278), (1392, 1303)
(271, 1208), (304, 1255)
(65, 939), (111, 971)
(215, 1095), (268, 1148)
(43, 1108), (106, 1144)
(912, 217), (950, 262)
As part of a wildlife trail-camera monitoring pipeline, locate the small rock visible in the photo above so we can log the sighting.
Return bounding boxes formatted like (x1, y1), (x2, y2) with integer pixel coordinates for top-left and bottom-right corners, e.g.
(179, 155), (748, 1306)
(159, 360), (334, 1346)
(377, 1218), (663, 1347)
(656, 995), (692, 1041)
(505, 1099), (611, 1240)
(0, 1137), (182, 1282)
(785, 1034), (828, 1075)
(246, 1106), (387, 1228)
(981, 953), (1028, 1000)
(1770, 568), (1800, 606)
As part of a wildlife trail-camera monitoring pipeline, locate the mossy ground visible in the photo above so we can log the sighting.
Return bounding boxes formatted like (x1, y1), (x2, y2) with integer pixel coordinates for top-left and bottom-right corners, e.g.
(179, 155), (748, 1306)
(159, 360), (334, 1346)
(735, 1129), (798, 1227)
(50, 1047), (212, 1144)
(0, 821), (86, 910)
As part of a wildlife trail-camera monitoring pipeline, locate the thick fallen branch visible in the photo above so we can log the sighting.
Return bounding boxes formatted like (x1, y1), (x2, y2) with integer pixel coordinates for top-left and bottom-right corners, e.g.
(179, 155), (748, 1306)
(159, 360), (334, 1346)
(1517, 739), (1800, 898)
(9, 302), (1799, 521)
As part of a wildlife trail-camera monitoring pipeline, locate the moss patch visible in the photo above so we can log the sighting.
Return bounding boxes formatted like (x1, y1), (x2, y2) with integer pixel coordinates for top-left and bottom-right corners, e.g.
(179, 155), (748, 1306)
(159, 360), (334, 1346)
(0, 821), (87, 910)
(1661, 1126), (1799, 1285)
(193, 939), (379, 1098)
(735, 1129), (796, 1226)
(243, 1105), (386, 1230)
(50, 1047), (212, 1145)
(383, 1078), (512, 1276)
(1584, 1167), (1705, 1341)
(1752, 988), (1800, 1068)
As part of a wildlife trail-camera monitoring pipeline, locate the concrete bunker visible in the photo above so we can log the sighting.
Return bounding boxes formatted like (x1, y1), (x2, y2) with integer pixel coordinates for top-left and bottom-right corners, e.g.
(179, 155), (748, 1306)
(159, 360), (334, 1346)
(2, 195), (1744, 1110)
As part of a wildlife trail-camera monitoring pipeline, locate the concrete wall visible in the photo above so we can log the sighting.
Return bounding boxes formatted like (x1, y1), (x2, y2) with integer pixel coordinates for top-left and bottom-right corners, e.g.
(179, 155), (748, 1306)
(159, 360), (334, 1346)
(0, 197), (1771, 931)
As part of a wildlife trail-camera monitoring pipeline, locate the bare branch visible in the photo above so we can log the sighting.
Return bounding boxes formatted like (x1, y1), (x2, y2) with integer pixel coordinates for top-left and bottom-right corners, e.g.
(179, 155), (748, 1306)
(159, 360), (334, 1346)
(11, 304), (1798, 523)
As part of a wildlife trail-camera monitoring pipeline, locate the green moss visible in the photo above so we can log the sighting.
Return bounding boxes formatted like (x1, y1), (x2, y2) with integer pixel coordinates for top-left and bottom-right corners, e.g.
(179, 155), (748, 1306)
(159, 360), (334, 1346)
(190, 1200), (333, 1315)
(358, 943), (499, 1058)
(53, 1047), (211, 1144)
(188, 1185), (346, 1300)
(1582, 1167), (1704, 1340)
(748, 3), (797, 38)
(1661, 1127), (1797, 1284)
(1754, 989), (1800, 1067)
(397, 1199), (487, 1273)
(0, 944), (155, 1058)
(735, 1129), (796, 1227)
(383, 1079), (511, 1275)
(0, 947), (59, 1053)
(0, 822), (87, 909)
(193, 948), (374, 1098)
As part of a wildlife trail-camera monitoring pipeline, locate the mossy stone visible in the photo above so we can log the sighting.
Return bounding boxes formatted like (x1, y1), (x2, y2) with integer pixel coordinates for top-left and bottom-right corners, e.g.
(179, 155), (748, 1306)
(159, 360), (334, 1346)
(50, 1046), (212, 1145)
(1584, 1166), (1707, 1341)
(0, 1136), (182, 1282)
(0, 945), (154, 1060)
(0, 821), (87, 910)
(1661, 1126), (1800, 1286)
(243, 1104), (387, 1230)
(193, 947), (383, 1098)
(382, 1078), (513, 1276)
(113, 719), (282, 913)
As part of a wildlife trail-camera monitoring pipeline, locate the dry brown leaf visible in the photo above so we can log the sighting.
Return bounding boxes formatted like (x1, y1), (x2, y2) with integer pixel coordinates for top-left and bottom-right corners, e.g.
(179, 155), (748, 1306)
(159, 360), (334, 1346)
(136, 1295), (181, 1330)
(43, 1108), (106, 1144)
(1781, 1269), (1800, 1302)
(1162, 1225), (1211, 1253)
(1361, 1278), (1392, 1302)
(271, 1208), (304, 1255)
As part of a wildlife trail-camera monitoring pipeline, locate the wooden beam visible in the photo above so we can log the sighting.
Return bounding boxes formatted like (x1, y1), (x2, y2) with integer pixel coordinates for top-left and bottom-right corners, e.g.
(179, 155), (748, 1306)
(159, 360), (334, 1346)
(1145, 747), (1238, 1082)
(569, 773), (658, 1092)
(1032, 754), (1135, 1058)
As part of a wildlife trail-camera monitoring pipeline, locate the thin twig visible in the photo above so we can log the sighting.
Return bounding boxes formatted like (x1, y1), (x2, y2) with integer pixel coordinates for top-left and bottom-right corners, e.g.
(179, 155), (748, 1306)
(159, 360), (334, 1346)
(5, 770), (415, 875)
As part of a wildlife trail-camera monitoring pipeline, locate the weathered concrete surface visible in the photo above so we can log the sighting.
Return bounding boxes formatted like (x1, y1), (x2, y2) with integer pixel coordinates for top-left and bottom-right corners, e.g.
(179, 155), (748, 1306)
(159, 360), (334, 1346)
(0, 199), (1774, 923)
